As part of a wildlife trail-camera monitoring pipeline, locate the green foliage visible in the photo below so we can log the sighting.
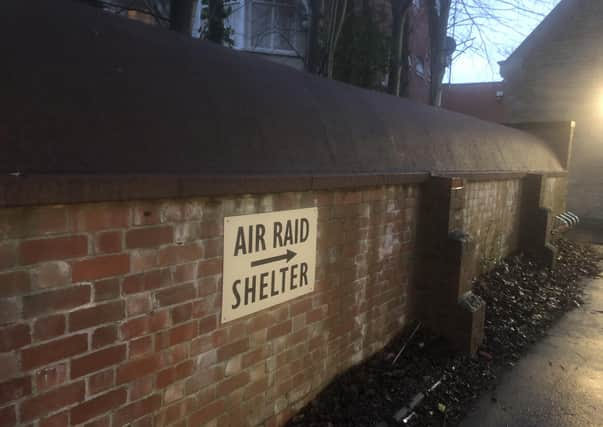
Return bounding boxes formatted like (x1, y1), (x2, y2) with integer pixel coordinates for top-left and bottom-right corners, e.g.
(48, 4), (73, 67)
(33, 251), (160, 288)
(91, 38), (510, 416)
(332, 10), (391, 90)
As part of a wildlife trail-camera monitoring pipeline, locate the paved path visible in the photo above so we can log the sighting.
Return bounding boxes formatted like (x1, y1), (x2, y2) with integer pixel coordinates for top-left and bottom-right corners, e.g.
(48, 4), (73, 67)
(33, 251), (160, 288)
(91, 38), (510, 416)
(461, 253), (603, 427)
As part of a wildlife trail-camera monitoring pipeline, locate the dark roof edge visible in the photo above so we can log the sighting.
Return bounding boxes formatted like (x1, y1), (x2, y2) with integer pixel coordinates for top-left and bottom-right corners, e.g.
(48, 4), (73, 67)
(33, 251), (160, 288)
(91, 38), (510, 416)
(0, 171), (567, 208)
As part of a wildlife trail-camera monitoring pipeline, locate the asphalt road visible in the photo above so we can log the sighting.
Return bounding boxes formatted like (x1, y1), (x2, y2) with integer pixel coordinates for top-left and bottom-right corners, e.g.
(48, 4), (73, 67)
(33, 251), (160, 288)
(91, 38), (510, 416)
(461, 247), (603, 427)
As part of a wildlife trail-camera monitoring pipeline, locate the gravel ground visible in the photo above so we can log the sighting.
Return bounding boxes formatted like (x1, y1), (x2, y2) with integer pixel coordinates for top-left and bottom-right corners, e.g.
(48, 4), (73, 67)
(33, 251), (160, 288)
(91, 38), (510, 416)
(286, 238), (602, 427)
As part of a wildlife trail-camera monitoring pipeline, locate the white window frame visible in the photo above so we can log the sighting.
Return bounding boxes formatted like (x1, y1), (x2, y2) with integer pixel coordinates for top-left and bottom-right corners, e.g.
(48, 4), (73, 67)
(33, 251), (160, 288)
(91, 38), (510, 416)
(246, 0), (304, 57)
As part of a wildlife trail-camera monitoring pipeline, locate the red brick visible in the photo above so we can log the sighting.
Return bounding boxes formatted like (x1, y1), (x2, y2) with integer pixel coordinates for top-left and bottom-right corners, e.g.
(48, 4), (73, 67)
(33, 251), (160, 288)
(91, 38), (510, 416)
(198, 315), (217, 335)
(130, 376), (153, 400)
(92, 325), (118, 349)
(20, 381), (84, 422)
(113, 394), (161, 426)
(172, 263), (196, 283)
(35, 363), (67, 391)
(129, 336), (153, 359)
(19, 235), (88, 265)
(84, 415), (111, 427)
(155, 322), (197, 350)
(130, 249), (159, 273)
(122, 269), (169, 294)
(116, 354), (162, 385)
(33, 315), (65, 342)
(72, 254), (130, 282)
(203, 238), (222, 259)
(39, 411), (69, 427)
(246, 312), (274, 334)
(0, 376), (31, 403)
(242, 348), (264, 369)
(197, 258), (222, 277)
(267, 320), (292, 340)
(170, 303), (192, 324)
(95, 230), (123, 254)
(0, 301), (18, 326)
(126, 294), (151, 317)
(68, 301), (124, 331)
(198, 276), (218, 297)
(71, 388), (127, 425)
(0, 405), (16, 426)
(306, 307), (326, 324)
(156, 360), (194, 388)
(217, 338), (249, 362)
(94, 278), (120, 302)
(190, 400), (225, 425)
(30, 261), (71, 290)
(21, 334), (88, 370)
(185, 366), (223, 395)
(0, 271), (30, 298)
(0, 353), (18, 382)
(0, 324), (30, 351)
(0, 206), (68, 239)
(158, 243), (203, 266)
(154, 283), (196, 307)
(71, 345), (126, 379)
(120, 310), (170, 340)
(23, 285), (90, 318)
(72, 205), (129, 232)
(88, 369), (115, 395)
(0, 241), (16, 269)
(244, 378), (269, 400)
(126, 226), (173, 249)
(290, 298), (313, 317)
(217, 371), (249, 396)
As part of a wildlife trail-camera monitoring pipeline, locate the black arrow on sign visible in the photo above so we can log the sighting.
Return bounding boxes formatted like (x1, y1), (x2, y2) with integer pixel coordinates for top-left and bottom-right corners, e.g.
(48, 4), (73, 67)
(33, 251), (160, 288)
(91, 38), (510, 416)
(250, 249), (297, 267)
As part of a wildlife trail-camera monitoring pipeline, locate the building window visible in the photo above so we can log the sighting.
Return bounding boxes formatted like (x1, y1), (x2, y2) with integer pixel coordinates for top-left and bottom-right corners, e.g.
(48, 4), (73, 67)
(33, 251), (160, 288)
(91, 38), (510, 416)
(250, 0), (305, 55)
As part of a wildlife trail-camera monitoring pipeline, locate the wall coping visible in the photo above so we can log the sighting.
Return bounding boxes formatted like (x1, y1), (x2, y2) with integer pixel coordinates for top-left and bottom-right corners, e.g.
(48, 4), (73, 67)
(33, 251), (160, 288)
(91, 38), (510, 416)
(0, 171), (567, 208)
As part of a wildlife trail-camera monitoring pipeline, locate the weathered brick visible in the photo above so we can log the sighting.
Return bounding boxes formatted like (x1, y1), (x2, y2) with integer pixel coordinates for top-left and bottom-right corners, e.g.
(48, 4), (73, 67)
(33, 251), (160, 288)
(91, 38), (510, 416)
(290, 298), (313, 317)
(116, 354), (162, 385)
(71, 388), (127, 425)
(267, 320), (292, 340)
(0, 376), (31, 403)
(126, 226), (173, 249)
(198, 315), (217, 335)
(0, 405), (16, 427)
(158, 243), (203, 266)
(0, 241), (17, 269)
(172, 263), (196, 284)
(217, 338), (249, 362)
(94, 278), (121, 302)
(130, 376), (153, 401)
(0, 206), (68, 240)
(197, 258), (222, 277)
(35, 363), (67, 391)
(155, 322), (197, 350)
(0, 353), (19, 382)
(20, 381), (84, 422)
(112, 394), (161, 426)
(154, 283), (196, 307)
(84, 415), (111, 427)
(0, 271), (30, 298)
(126, 294), (152, 317)
(23, 285), (90, 318)
(92, 325), (118, 349)
(19, 235), (88, 265)
(122, 269), (169, 294)
(217, 371), (249, 396)
(244, 378), (269, 400)
(156, 360), (194, 388)
(72, 254), (130, 282)
(39, 411), (69, 427)
(170, 303), (193, 324)
(21, 334), (88, 370)
(190, 399), (225, 425)
(129, 335), (153, 359)
(71, 345), (126, 378)
(0, 324), (30, 351)
(185, 365), (223, 395)
(69, 301), (124, 331)
(130, 249), (159, 273)
(95, 230), (123, 254)
(72, 205), (129, 232)
(88, 369), (115, 395)
(120, 310), (170, 340)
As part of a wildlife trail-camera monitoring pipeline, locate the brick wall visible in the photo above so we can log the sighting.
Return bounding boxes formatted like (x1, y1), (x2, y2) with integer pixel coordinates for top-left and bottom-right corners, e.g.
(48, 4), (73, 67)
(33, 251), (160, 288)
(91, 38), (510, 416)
(0, 185), (420, 427)
(462, 180), (522, 275)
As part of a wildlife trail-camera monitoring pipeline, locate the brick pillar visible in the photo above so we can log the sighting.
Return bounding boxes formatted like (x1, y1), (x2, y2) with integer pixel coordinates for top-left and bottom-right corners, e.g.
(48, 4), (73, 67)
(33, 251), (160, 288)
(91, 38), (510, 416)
(416, 176), (485, 354)
(520, 174), (557, 268)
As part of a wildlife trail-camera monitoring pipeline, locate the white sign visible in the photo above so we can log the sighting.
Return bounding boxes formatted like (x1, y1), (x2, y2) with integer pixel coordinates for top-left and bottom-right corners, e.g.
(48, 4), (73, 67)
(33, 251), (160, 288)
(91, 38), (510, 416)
(221, 208), (317, 323)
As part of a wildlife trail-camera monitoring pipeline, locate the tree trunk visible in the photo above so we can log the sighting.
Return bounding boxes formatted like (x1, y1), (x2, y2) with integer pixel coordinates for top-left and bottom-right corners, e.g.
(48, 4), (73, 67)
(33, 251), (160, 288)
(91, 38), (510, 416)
(305, 0), (322, 73)
(326, 0), (348, 79)
(428, 0), (451, 106)
(387, 0), (411, 96)
(170, 0), (195, 35)
(206, 0), (227, 43)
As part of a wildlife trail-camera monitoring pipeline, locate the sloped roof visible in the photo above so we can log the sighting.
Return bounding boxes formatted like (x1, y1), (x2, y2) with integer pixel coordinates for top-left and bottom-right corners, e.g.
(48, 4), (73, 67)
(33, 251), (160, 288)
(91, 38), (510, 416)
(0, 0), (564, 206)
(500, 0), (575, 67)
